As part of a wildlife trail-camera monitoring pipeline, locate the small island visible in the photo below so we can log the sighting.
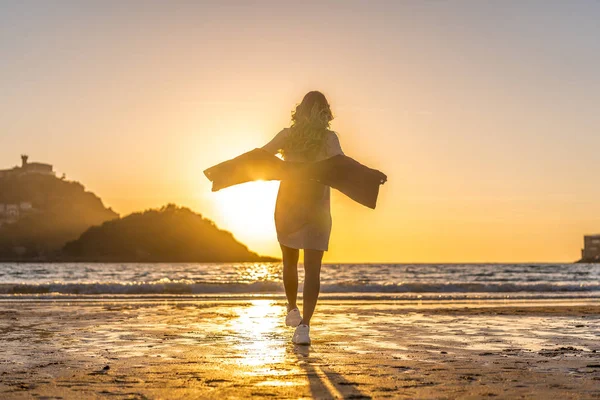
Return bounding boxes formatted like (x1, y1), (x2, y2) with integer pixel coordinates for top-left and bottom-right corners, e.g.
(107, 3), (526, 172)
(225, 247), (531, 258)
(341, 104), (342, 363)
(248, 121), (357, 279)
(63, 205), (276, 262)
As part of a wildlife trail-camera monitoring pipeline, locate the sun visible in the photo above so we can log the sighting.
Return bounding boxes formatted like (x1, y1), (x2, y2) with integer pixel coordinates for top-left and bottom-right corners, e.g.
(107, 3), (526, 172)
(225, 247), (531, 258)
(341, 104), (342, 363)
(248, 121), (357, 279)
(213, 180), (280, 243)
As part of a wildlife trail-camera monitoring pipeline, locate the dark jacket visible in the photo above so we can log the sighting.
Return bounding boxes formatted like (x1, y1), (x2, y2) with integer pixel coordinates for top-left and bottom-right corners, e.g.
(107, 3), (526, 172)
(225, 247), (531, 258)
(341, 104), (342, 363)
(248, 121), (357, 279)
(204, 149), (387, 209)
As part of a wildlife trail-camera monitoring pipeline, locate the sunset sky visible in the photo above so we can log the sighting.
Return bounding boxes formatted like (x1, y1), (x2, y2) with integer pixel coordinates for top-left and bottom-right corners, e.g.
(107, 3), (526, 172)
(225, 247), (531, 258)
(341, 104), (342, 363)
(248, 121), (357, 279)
(1, 1), (600, 262)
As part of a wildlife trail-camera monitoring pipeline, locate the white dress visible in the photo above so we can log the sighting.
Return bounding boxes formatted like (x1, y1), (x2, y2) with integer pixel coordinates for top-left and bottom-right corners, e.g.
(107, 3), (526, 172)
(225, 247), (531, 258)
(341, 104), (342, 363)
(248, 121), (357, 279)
(262, 128), (344, 251)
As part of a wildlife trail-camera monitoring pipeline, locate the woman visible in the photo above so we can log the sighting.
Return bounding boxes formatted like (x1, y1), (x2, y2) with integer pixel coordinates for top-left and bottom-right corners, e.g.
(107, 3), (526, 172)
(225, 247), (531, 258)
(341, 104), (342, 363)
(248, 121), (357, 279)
(262, 91), (343, 345)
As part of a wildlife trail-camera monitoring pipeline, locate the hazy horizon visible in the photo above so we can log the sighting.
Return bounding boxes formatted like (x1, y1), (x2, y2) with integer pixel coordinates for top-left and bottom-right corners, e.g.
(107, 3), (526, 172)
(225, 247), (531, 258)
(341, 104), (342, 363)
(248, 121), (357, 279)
(2, 1), (600, 262)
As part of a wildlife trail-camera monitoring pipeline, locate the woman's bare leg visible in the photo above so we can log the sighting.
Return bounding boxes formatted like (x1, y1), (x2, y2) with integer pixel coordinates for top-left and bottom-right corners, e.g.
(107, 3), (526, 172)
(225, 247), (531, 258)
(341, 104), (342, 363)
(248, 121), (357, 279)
(302, 249), (324, 325)
(280, 244), (300, 310)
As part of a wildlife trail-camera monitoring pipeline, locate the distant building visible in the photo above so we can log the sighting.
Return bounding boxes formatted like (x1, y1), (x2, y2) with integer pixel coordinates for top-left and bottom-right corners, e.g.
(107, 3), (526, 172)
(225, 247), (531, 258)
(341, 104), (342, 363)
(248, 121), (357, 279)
(581, 235), (600, 262)
(0, 202), (35, 225)
(0, 157), (43, 225)
(5, 204), (19, 221)
(0, 155), (54, 177)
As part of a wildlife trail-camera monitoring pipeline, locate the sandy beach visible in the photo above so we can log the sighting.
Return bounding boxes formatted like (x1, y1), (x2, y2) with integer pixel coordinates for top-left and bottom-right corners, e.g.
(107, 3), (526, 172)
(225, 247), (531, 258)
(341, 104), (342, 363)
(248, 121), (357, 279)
(0, 298), (598, 399)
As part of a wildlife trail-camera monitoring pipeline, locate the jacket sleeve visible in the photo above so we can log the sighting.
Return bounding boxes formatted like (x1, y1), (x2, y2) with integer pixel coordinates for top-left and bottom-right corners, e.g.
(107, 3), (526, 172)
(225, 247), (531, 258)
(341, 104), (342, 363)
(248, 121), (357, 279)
(204, 149), (286, 192)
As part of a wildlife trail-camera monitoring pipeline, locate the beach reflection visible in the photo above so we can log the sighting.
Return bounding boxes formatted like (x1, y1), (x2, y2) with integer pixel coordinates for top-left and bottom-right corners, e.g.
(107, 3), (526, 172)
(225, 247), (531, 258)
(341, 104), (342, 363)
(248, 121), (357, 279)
(228, 299), (286, 367)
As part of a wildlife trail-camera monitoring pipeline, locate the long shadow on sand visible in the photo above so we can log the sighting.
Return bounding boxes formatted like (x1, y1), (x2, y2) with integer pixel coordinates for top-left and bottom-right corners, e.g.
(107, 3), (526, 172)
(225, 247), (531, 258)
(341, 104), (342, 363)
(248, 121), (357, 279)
(290, 345), (371, 399)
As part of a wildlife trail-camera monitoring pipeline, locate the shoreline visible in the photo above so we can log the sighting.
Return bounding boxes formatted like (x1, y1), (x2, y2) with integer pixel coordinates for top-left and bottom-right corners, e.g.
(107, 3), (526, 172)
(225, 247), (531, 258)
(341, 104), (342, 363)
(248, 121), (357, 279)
(1, 292), (599, 302)
(2, 260), (598, 263)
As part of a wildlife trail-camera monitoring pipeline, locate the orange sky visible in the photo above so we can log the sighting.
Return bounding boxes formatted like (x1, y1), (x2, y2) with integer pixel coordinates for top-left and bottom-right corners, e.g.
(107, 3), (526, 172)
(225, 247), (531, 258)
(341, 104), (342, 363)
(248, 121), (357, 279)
(1, 2), (599, 262)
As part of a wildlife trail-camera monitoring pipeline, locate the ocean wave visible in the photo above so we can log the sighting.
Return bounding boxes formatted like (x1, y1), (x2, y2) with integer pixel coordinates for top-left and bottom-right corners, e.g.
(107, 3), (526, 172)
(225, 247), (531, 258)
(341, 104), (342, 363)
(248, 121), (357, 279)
(0, 281), (599, 295)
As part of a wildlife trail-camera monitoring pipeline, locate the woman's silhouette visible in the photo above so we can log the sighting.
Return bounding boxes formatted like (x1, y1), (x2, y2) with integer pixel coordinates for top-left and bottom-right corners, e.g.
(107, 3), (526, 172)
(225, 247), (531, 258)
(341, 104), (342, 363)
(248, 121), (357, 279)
(262, 91), (343, 345)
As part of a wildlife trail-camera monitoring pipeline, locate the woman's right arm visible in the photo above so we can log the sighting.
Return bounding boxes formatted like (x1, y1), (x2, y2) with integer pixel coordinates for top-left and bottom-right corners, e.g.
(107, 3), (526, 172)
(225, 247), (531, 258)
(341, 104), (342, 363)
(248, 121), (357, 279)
(261, 128), (288, 155)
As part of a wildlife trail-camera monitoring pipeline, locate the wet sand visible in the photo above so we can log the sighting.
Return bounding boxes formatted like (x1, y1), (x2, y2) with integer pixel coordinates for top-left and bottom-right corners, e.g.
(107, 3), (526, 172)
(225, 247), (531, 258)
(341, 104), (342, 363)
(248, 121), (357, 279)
(0, 298), (599, 399)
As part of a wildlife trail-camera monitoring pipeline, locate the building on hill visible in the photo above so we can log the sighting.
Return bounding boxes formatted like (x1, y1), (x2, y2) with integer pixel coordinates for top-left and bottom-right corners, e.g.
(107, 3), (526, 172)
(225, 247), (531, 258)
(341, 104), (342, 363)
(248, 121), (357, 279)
(6, 204), (19, 218)
(0, 202), (34, 226)
(0, 204), (20, 225)
(581, 235), (600, 262)
(0, 155), (54, 177)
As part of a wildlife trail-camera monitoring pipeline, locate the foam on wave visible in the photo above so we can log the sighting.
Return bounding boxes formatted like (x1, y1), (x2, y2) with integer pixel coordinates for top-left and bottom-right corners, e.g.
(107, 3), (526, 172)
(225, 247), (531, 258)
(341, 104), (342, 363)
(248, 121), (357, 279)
(1, 281), (599, 295)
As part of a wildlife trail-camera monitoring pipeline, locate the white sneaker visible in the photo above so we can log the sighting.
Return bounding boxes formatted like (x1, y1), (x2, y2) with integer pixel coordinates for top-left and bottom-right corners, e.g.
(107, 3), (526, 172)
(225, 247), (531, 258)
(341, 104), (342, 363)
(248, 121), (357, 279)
(292, 324), (311, 345)
(285, 307), (302, 327)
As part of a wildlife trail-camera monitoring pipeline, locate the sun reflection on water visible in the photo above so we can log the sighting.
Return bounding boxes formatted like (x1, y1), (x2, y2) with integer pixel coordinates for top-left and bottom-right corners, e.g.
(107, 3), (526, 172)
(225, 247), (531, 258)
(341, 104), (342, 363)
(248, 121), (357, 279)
(228, 299), (286, 367)
(234, 263), (282, 283)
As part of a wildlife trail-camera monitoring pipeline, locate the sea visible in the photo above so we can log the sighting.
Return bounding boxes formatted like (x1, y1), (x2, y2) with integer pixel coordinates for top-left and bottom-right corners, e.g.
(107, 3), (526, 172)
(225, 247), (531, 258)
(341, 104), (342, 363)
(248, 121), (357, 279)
(0, 262), (599, 301)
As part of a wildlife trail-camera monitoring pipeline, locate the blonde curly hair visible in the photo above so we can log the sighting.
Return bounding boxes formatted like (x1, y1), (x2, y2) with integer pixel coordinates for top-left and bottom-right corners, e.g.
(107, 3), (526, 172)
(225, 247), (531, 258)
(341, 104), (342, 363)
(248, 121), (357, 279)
(282, 91), (334, 160)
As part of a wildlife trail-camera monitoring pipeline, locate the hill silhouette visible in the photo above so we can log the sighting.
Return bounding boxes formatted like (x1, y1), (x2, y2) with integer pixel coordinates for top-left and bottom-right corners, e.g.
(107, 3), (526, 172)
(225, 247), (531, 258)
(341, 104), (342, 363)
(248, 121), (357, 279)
(0, 173), (118, 259)
(62, 205), (276, 262)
